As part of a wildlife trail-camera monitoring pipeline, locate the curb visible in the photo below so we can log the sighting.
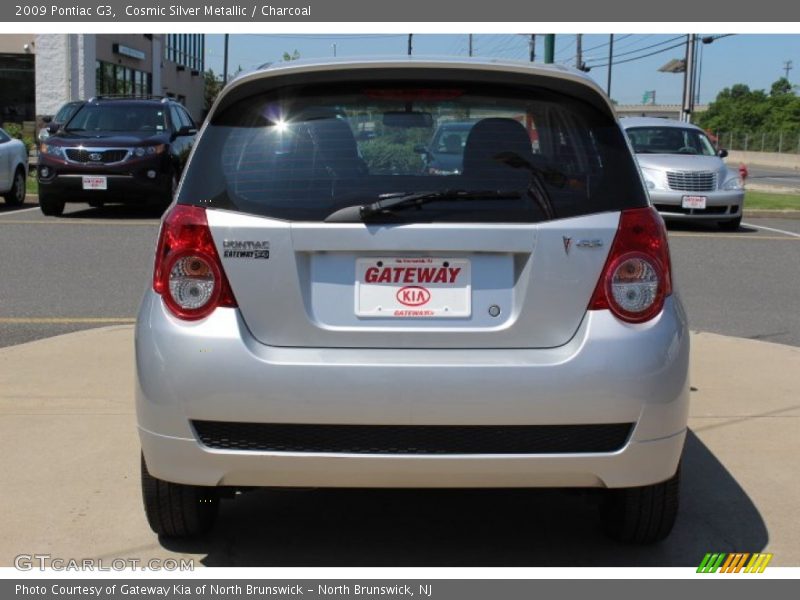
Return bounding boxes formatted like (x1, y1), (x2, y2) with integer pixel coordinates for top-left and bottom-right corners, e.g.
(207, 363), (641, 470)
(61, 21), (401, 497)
(744, 209), (800, 219)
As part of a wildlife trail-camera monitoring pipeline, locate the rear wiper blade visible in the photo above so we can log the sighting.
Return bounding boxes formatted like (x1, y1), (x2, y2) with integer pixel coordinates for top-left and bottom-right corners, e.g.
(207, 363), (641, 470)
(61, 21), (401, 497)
(364, 189), (521, 217)
(325, 189), (522, 222)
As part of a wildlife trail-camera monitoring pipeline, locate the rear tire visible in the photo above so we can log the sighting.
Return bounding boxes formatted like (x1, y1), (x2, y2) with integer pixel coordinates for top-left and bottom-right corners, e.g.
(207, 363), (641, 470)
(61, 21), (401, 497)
(38, 190), (65, 216)
(718, 216), (742, 231)
(140, 453), (219, 537)
(600, 464), (680, 544)
(3, 167), (26, 206)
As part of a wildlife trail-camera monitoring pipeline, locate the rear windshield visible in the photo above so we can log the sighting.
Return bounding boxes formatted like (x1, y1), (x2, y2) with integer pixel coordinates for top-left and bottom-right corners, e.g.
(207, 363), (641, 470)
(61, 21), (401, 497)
(626, 126), (716, 156)
(65, 104), (168, 133)
(179, 80), (646, 222)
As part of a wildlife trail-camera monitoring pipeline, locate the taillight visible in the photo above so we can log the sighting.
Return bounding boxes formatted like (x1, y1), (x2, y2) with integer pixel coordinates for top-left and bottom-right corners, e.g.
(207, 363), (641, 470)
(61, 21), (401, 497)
(588, 207), (672, 324)
(153, 205), (237, 320)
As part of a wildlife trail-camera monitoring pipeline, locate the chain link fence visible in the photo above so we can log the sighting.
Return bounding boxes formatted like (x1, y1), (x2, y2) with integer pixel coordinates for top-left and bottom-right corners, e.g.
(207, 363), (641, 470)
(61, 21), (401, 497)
(713, 130), (800, 154)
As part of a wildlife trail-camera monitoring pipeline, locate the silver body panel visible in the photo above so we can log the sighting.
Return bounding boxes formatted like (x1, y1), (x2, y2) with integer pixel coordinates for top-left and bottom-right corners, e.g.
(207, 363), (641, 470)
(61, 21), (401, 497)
(136, 293), (689, 489)
(208, 209), (619, 349)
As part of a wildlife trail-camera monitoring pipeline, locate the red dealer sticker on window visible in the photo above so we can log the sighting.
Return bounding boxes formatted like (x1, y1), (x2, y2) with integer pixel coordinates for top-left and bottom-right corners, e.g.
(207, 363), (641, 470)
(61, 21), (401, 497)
(355, 258), (471, 318)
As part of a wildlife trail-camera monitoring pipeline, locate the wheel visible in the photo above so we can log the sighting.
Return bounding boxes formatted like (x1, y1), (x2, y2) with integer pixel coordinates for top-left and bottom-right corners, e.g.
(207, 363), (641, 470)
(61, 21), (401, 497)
(3, 167), (26, 206)
(38, 190), (65, 216)
(718, 216), (742, 231)
(600, 464), (680, 544)
(140, 452), (219, 537)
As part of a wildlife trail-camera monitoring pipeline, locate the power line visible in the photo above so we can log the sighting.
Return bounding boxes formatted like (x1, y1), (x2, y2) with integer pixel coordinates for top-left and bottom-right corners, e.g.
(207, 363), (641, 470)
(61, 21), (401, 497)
(585, 34), (686, 65)
(586, 38), (688, 69)
(580, 33), (632, 54)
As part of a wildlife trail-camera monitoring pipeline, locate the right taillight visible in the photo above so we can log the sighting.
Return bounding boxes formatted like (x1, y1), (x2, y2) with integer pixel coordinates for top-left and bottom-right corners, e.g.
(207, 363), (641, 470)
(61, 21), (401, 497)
(588, 207), (672, 324)
(153, 205), (237, 320)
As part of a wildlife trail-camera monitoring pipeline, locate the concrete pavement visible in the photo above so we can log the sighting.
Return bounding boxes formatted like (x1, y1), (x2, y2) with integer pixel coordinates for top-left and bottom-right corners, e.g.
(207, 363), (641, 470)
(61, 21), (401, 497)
(0, 326), (798, 567)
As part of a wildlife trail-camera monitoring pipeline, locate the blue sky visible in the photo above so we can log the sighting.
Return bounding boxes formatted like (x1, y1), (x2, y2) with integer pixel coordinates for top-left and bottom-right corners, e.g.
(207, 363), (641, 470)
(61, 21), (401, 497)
(204, 34), (799, 105)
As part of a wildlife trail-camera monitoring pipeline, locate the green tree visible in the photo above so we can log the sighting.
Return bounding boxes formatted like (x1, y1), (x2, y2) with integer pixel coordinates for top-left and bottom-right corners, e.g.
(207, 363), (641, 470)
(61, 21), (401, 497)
(770, 77), (792, 97)
(204, 69), (223, 112)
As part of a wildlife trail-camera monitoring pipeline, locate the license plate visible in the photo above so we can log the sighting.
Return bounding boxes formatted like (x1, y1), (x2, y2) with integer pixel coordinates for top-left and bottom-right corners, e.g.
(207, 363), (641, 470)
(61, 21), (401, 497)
(682, 195), (707, 209)
(355, 257), (471, 318)
(82, 176), (107, 190)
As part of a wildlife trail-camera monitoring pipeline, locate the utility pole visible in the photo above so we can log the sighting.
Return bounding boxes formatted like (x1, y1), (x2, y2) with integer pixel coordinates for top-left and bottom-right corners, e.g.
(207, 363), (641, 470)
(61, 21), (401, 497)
(544, 34), (555, 64)
(576, 33), (582, 69)
(694, 43), (703, 105)
(469, 34), (473, 57)
(407, 34), (413, 56)
(784, 60), (794, 80)
(222, 33), (229, 84)
(529, 34), (535, 62)
(606, 34), (614, 97)
(681, 34), (697, 122)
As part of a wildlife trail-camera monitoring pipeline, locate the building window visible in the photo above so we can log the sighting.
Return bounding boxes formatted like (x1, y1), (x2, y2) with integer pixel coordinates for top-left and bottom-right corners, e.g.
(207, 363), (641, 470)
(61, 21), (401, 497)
(164, 34), (205, 72)
(95, 60), (153, 97)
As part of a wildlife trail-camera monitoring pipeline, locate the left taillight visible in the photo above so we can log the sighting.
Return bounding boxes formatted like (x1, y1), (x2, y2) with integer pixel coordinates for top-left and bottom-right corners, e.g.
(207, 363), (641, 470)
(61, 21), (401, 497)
(153, 205), (237, 320)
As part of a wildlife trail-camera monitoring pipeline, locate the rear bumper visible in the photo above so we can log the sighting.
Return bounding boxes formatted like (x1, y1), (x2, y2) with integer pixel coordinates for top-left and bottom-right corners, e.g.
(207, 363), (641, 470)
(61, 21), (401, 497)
(136, 292), (690, 489)
(650, 190), (744, 221)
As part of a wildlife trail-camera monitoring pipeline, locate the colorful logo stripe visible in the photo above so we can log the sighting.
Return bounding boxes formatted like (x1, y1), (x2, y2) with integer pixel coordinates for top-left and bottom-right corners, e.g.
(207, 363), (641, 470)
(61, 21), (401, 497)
(697, 552), (773, 573)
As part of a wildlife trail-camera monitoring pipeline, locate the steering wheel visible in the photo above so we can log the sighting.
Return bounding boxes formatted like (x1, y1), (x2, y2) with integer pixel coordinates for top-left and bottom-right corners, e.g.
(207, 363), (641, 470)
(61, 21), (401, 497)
(677, 146), (697, 154)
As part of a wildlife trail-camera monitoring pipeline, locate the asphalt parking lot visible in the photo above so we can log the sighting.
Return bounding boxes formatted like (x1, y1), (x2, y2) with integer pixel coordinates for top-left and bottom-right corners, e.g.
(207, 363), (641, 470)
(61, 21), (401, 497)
(1, 200), (799, 347)
(0, 200), (799, 567)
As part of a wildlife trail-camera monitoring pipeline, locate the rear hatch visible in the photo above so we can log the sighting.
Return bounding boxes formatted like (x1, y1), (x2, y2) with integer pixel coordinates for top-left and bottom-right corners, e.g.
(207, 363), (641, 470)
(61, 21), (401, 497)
(180, 64), (648, 349)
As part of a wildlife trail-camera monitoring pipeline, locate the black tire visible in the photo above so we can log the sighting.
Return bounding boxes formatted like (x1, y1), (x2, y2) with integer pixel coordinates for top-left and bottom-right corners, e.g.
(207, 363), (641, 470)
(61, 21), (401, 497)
(600, 464), (680, 544)
(718, 216), (742, 231)
(140, 453), (219, 537)
(38, 190), (66, 216)
(3, 167), (26, 206)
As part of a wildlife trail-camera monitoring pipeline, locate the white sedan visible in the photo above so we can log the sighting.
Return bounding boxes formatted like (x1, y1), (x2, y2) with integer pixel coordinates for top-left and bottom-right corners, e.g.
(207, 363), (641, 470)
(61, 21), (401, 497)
(0, 128), (28, 206)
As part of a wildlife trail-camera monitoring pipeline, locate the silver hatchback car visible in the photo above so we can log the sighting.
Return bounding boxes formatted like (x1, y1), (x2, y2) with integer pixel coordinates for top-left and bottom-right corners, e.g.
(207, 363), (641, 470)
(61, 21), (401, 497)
(137, 58), (689, 544)
(622, 117), (745, 230)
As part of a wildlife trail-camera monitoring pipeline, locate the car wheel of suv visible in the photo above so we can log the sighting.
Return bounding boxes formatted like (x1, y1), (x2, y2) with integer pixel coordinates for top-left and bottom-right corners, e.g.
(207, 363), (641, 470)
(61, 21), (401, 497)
(3, 168), (26, 206)
(600, 464), (680, 544)
(718, 216), (742, 231)
(38, 190), (65, 216)
(140, 453), (219, 537)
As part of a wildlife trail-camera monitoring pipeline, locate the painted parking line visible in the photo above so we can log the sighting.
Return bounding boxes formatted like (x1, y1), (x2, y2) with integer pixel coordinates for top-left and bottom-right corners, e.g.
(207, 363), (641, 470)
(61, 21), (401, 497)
(0, 317), (136, 324)
(669, 233), (799, 241)
(742, 222), (800, 239)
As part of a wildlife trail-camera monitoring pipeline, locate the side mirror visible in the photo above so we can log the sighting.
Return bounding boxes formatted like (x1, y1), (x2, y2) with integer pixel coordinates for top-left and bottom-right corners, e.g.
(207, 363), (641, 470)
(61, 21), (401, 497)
(47, 123), (60, 134)
(413, 144), (430, 155)
(174, 125), (197, 138)
(717, 148), (728, 158)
